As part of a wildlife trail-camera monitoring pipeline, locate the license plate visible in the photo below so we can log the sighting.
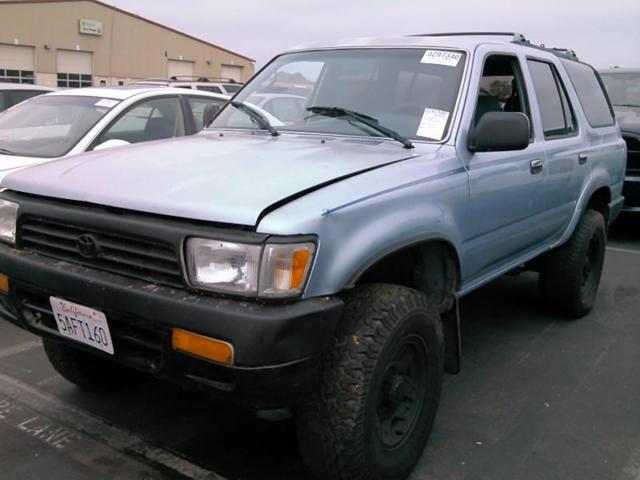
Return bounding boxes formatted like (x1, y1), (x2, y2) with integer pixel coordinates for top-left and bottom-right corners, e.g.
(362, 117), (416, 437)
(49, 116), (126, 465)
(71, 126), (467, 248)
(49, 297), (114, 355)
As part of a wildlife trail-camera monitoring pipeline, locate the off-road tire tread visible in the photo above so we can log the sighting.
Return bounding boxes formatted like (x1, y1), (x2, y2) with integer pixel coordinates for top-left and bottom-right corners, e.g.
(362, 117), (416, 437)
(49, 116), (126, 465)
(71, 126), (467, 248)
(296, 284), (443, 480)
(539, 209), (606, 318)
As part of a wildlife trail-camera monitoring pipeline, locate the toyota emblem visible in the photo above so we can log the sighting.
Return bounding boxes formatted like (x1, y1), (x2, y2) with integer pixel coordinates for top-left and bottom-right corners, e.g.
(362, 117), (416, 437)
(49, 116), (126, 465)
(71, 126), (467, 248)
(76, 234), (100, 259)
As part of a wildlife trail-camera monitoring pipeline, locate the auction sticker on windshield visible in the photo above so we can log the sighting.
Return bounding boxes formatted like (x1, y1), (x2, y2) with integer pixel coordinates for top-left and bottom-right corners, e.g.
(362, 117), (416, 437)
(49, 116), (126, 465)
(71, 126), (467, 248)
(49, 297), (114, 354)
(421, 50), (462, 67)
(417, 108), (450, 140)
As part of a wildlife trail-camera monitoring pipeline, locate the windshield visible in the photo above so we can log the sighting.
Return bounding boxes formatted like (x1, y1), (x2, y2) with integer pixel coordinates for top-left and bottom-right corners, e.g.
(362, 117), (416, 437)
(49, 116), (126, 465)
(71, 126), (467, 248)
(0, 95), (118, 158)
(210, 48), (467, 141)
(600, 72), (640, 107)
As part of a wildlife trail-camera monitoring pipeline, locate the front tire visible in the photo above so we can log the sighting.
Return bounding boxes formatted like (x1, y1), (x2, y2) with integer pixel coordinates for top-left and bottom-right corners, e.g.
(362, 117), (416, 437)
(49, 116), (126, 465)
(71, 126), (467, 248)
(539, 209), (606, 318)
(43, 338), (139, 391)
(296, 284), (444, 480)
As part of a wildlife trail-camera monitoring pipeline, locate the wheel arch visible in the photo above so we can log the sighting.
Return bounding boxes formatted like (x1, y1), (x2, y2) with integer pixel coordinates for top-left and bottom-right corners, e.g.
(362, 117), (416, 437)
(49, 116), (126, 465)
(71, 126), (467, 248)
(349, 237), (461, 314)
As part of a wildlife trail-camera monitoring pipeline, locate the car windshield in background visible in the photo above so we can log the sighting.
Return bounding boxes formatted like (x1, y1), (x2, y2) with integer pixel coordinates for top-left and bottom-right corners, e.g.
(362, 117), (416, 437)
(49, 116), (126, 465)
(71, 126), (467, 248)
(0, 95), (118, 158)
(210, 48), (467, 141)
(600, 72), (640, 107)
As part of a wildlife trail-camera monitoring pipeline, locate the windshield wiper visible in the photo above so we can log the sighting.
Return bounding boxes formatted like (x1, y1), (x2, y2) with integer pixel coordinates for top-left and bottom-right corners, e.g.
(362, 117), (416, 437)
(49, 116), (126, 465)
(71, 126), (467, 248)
(613, 104), (640, 108)
(306, 106), (414, 149)
(230, 100), (279, 136)
(0, 148), (15, 156)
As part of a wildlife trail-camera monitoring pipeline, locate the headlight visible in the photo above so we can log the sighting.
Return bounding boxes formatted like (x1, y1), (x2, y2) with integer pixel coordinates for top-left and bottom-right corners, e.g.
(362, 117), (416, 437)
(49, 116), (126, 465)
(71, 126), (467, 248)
(185, 237), (315, 298)
(186, 239), (261, 295)
(0, 200), (18, 245)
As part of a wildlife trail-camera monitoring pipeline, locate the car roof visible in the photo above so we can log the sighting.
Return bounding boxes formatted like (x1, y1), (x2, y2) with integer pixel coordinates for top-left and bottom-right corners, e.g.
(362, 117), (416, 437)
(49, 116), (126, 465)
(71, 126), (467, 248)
(0, 83), (56, 91)
(286, 34), (577, 60)
(599, 68), (640, 74)
(44, 86), (230, 100)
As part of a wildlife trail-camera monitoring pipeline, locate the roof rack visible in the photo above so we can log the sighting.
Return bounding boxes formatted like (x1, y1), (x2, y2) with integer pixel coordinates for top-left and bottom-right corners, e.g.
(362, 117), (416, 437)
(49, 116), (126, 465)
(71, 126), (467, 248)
(133, 76), (241, 84)
(409, 32), (579, 60)
(411, 32), (528, 43)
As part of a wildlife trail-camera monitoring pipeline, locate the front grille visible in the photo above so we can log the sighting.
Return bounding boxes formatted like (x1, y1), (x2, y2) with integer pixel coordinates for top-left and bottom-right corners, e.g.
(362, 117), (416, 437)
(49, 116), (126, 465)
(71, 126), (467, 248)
(19, 216), (184, 288)
(624, 135), (640, 173)
(18, 290), (168, 373)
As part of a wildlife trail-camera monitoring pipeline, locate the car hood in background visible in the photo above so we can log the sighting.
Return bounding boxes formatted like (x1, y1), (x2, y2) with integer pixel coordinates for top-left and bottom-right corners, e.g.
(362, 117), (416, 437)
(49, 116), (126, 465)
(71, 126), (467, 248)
(1, 132), (433, 226)
(613, 105), (640, 133)
(0, 154), (50, 183)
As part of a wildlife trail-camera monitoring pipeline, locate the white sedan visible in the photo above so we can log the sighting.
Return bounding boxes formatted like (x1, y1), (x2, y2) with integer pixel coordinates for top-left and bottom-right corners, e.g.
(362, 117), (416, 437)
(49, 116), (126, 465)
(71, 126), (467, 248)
(0, 86), (229, 180)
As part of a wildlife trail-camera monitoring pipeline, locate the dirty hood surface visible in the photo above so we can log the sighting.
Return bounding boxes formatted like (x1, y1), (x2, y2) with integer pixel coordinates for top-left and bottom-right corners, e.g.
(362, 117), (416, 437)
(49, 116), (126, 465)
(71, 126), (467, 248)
(2, 132), (427, 226)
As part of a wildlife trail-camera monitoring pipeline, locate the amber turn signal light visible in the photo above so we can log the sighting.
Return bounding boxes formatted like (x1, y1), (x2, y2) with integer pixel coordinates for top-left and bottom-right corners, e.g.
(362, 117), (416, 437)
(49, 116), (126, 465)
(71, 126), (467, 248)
(172, 328), (234, 365)
(0, 274), (9, 294)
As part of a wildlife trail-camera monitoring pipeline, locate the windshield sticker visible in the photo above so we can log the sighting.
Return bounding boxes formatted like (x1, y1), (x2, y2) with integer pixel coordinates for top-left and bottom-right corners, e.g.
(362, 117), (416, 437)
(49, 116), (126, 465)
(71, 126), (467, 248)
(420, 50), (462, 67)
(417, 108), (450, 140)
(94, 99), (119, 108)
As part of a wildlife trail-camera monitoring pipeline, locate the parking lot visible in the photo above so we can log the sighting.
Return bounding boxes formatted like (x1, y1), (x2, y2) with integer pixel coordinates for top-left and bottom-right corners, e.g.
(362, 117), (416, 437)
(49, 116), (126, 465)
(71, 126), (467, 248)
(0, 216), (636, 480)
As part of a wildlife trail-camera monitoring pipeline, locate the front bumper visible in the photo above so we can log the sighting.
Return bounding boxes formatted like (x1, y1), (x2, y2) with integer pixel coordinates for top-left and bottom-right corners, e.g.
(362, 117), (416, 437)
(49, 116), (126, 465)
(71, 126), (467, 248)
(0, 246), (343, 409)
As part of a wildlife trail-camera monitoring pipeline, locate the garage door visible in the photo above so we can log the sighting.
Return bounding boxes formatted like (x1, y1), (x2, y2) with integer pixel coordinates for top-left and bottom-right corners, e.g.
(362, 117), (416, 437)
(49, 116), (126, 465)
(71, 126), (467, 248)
(168, 59), (194, 79)
(221, 65), (243, 83)
(57, 50), (93, 87)
(0, 44), (35, 83)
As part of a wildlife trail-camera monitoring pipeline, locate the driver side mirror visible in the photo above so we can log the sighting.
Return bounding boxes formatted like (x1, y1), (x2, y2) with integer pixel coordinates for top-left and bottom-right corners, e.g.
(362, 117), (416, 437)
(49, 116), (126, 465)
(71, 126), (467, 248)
(203, 103), (222, 127)
(469, 112), (530, 152)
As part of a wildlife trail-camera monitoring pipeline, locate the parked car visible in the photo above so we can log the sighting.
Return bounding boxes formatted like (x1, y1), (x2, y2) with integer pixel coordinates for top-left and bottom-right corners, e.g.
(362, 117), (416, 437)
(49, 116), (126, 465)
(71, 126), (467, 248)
(599, 68), (640, 212)
(132, 76), (243, 95)
(0, 82), (55, 113)
(0, 33), (625, 480)
(0, 86), (228, 180)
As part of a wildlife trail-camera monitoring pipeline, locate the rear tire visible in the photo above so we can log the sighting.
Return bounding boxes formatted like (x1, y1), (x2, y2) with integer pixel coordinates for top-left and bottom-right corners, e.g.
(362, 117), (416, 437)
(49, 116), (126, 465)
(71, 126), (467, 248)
(43, 338), (139, 391)
(539, 209), (606, 318)
(296, 284), (444, 480)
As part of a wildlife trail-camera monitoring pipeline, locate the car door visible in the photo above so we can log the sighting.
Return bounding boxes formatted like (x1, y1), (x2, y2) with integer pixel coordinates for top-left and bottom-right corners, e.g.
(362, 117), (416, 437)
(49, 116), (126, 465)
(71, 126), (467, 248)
(525, 58), (584, 234)
(461, 52), (551, 279)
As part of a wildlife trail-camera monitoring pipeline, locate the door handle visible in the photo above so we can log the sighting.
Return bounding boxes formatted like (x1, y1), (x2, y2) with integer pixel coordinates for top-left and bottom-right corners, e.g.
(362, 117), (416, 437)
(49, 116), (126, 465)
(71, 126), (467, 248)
(579, 153), (588, 165)
(530, 159), (543, 174)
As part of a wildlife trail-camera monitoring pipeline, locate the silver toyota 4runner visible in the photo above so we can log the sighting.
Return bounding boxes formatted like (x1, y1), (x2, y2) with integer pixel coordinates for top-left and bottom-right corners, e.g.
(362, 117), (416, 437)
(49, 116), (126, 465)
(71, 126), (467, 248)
(0, 33), (626, 480)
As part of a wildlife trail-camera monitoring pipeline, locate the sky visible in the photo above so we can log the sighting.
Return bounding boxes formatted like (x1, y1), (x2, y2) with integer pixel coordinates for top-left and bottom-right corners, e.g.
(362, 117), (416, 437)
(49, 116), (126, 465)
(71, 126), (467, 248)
(106, 0), (640, 70)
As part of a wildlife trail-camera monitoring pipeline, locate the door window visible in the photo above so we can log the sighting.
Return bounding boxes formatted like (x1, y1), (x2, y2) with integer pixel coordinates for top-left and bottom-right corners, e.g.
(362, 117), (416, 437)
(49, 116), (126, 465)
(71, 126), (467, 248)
(187, 96), (226, 130)
(96, 97), (185, 145)
(474, 55), (532, 132)
(527, 60), (576, 138)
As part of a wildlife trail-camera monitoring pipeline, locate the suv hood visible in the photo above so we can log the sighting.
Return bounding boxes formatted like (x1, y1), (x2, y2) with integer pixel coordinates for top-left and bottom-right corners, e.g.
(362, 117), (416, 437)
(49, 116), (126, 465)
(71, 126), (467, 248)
(2, 132), (428, 226)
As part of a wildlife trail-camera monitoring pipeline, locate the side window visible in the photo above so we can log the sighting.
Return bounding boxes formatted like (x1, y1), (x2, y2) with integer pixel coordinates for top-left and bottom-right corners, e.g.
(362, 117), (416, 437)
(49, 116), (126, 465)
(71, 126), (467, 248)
(96, 97), (185, 146)
(0, 92), (7, 112)
(527, 60), (576, 139)
(560, 59), (615, 128)
(187, 97), (226, 130)
(474, 55), (532, 131)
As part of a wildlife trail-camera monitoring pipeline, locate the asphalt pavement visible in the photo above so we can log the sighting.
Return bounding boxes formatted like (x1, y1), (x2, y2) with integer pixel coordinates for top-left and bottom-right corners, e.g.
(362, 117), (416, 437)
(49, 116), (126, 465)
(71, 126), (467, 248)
(0, 215), (638, 480)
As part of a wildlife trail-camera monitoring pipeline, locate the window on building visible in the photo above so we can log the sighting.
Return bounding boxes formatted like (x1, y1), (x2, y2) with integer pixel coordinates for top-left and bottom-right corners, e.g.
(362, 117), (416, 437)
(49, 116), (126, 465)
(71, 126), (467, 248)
(57, 73), (93, 88)
(0, 68), (34, 84)
(527, 60), (577, 139)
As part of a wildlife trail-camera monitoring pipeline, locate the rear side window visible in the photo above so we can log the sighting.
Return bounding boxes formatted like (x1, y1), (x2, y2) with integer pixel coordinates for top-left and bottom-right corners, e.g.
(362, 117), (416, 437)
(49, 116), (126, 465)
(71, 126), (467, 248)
(560, 59), (614, 128)
(8, 90), (47, 107)
(527, 60), (577, 138)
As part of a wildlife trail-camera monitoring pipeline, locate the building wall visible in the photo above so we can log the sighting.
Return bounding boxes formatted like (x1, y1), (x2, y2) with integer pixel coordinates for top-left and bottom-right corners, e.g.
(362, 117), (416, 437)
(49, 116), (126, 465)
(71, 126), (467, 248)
(0, 0), (254, 86)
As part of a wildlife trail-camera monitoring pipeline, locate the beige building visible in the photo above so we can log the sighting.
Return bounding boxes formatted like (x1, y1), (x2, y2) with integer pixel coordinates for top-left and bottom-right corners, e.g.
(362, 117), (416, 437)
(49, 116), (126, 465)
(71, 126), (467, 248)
(0, 0), (255, 87)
